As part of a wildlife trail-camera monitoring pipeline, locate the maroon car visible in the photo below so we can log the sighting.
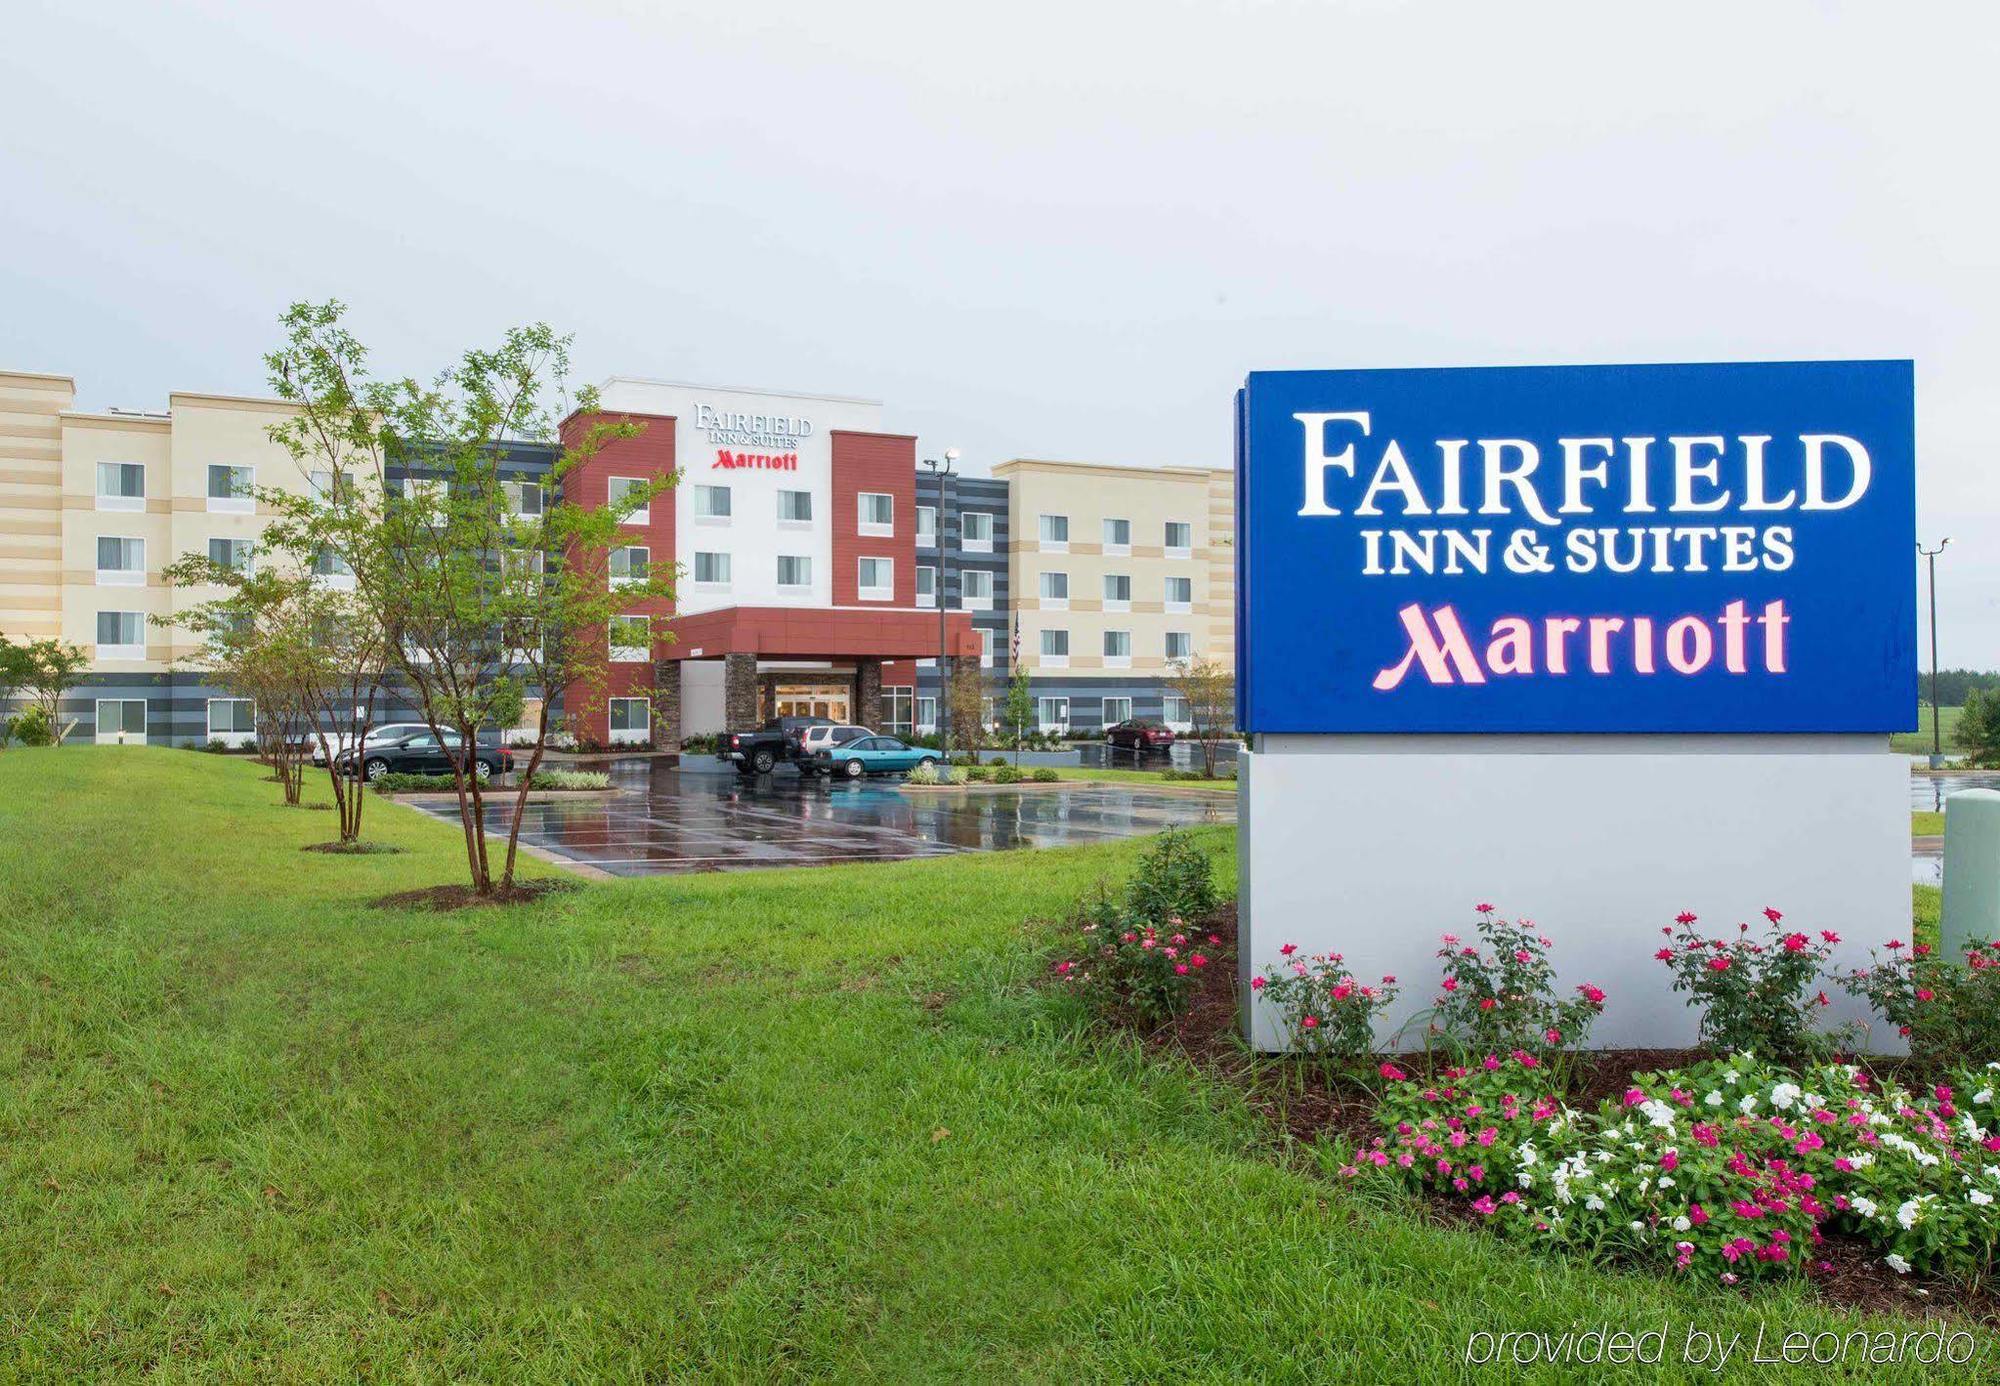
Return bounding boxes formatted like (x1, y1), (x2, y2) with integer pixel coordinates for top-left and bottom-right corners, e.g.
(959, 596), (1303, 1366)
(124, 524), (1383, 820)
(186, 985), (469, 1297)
(1105, 717), (1175, 751)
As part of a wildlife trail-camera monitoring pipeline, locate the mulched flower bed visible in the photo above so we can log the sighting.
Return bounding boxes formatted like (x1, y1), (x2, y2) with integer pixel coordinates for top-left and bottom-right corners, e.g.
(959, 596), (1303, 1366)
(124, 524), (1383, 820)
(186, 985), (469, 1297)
(372, 879), (574, 911)
(1094, 902), (1999, 1325)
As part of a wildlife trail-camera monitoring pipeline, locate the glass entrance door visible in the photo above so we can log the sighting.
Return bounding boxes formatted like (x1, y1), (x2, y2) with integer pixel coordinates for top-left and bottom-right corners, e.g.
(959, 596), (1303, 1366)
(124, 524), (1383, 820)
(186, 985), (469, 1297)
(773, 683), (851, 723)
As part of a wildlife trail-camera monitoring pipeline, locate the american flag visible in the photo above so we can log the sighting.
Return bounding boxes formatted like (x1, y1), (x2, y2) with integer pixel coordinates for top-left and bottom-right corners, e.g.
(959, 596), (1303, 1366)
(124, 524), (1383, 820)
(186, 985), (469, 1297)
(1010, 611), (1020, 664)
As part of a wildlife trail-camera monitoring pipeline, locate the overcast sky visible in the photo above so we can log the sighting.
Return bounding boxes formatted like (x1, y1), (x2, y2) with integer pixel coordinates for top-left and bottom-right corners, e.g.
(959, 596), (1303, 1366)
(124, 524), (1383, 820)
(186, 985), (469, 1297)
(4, 1), (1996, 663)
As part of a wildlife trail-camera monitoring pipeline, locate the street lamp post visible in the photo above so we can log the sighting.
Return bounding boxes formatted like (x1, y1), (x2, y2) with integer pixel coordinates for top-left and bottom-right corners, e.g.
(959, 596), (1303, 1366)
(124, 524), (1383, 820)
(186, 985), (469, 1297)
(1918, 538), (1950, 768)
(923, 449), (960, 756)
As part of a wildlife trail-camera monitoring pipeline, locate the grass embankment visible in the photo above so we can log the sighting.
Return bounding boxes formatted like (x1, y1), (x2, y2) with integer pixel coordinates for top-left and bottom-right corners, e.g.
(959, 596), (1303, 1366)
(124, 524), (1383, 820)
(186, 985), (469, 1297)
(1892, 705), (1964, 755)
(0, 748), (1942, 1379)
(1064, 765), (1238, 790)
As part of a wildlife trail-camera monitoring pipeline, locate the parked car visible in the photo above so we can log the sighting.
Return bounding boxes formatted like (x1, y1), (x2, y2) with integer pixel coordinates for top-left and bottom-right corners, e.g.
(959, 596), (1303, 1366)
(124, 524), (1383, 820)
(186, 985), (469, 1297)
(723, 716), (835, 776)
(808, 735), (938, 780)
(308, 721), (433, 766)
(335, 729), (515, 783)
(1105, 717), (1176, 752)
(798, 723), (871, 757)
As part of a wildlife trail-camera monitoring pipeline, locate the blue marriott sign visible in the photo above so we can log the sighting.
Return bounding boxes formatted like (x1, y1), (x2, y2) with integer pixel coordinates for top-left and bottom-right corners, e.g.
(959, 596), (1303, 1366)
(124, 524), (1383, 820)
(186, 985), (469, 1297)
(1235, 361), (1916, 734)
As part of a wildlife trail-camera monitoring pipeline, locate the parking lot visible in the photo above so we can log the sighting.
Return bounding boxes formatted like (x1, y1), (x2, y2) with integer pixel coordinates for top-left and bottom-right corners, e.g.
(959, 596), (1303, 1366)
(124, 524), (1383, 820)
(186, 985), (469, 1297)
(410, 757), (1237, 877)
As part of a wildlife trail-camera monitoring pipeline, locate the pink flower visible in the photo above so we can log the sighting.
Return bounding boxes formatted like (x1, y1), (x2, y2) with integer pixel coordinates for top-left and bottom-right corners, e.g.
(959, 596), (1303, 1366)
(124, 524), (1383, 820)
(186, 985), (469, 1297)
(1623, 1088), (1645, 1107)
(1483, 1055), (1502, 1071)
(1478, 998), (1497, 1011)
(1441, 978), (1459, 992)
(1820, 930), (1840, 944)
(1250, 975), (1266, 990)
(1382, 974), (1396, 984)
(1708, 957), (1731, 973)
(1544, 1028), (1562, 1044)
(1301, 1015), (1318, 1029)
(1475, 903), (1495, 915)
(1513, 950), (1532, 965)
(1763, 907), (1783, 923)
(1190, 953), (1208, 968)
(1279, 943), (1297, 957)
(1676, 911), (1697, 925)
(1660, 1150), (1679, 1171)
(1379, 1062), (1406, 1081)
(1916, 988), (1935, 1002)
(1331, 982), (1352, 1001)
(1173, 964), (1188, 975)
(1781, 932), (1809, 953)
(1055, 960), (1073, 975)
(1577, 984), (1605, 1004)
(1655, 948), (1675, 962)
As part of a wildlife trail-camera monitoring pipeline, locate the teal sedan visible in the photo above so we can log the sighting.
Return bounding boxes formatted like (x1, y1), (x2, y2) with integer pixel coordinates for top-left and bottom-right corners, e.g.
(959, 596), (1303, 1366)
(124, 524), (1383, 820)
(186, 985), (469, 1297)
(811, 735), (939, 780)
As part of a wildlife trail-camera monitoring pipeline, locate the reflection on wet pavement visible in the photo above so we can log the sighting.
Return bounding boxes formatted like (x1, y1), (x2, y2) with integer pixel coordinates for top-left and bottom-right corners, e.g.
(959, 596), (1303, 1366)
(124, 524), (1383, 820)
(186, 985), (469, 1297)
(1911, 771), (2000, 813)
(414, 757), (1237, 877)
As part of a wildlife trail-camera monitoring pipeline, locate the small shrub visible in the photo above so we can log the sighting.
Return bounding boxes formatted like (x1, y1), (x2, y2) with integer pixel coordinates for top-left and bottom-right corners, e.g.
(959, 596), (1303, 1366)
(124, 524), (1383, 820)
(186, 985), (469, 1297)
(1841, 935), (2000, 1063)
(987, 755), (1007, 767)
(1254, 945), (1400, 1057)
(1030, 767), (1059, 783)
(370, 772), (460, 793)
(679, 732), (721, 755)
(905, 762), (942, 786)
(10, 705), (55, 747)
(205, 738), (231, 754)
(962, 764), (994, 782)
(526, 769), (610, 791)
(1057, 888), (1222, 1024)
(1429, 906), (1606, 1058)
(1124, 829), (1218, 926)
(1658, 909), (1842, 1060)
(990, 764), (1022, 784)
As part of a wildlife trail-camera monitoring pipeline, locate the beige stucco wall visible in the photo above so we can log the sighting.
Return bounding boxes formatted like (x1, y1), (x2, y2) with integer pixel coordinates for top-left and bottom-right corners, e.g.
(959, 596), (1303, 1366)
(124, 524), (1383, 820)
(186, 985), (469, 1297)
(0, 371), (76, 642)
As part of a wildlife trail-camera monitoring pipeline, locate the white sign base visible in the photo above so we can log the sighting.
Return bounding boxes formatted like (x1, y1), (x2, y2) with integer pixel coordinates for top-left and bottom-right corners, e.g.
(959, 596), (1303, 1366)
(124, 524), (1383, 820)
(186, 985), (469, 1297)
(1239, 735), (1909, 1053)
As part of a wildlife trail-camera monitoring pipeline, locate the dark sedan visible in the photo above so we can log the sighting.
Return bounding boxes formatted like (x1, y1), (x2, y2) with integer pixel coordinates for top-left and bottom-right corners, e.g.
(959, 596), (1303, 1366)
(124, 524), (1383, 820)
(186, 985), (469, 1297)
(1104, 717), (1176, 752)
(336, 729), (515, 783)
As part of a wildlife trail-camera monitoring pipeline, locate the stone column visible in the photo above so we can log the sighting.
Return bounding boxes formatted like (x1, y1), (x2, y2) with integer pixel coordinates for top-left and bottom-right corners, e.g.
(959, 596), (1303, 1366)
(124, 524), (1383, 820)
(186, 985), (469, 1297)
(655, 659), (682, 750)
(724, 653), (759, 731)
(855, 658), (883, 730)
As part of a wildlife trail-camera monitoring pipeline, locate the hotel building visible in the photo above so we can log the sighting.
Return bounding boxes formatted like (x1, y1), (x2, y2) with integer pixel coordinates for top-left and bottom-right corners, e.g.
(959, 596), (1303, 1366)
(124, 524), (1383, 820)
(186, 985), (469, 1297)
(0, 367), (1232, 747)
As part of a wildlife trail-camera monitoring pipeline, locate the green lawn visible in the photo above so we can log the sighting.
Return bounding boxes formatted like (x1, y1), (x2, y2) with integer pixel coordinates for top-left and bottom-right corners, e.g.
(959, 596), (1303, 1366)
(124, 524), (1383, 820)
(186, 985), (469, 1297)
(0, 748), (1936, 1380)
(1062, 765), (1237, 790)
(1890, 704), (1963, 754)
(1914, 811), (1944, 836)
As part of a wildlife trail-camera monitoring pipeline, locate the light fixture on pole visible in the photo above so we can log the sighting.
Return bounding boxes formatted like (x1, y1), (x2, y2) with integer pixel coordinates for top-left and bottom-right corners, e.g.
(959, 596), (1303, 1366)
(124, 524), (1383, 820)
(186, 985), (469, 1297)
(1918, 537), (1950, 768)
(922, 448), (960, 755)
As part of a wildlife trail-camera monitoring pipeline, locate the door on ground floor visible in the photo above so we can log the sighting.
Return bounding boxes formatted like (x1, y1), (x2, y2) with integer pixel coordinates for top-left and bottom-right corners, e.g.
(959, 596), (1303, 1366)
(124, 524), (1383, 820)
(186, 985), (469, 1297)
(95, 698), (147, 745)
(771, 682), (850, 723)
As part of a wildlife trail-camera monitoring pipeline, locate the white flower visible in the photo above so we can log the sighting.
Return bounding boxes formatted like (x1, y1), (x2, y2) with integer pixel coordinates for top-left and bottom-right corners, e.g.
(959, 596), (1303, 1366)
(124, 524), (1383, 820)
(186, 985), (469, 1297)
(1704, 1091), (1723, 1107)
(1897, 1199), (1924, 1230)
(1738, 1094), (1759, 1115)
(1724, 1069), (1741, 1085)
(1972, 1190), (1994, 1207)
(1638, 1100), (1678, 1131)
(1585, 1195), (1606, 1211)
(1659, 1175), (1675, 1189)
(1974, 1088), (1993, 1106)
(1630, 1220), (1645, 1232)
(1885, 1253), (1912, 1275)
(1846, 1152), (1874, 1171)
(1672, 1215), (1691, 1232)
(1770, 1082), (1802, 1110)
(1851, 1196), (1879, 1218)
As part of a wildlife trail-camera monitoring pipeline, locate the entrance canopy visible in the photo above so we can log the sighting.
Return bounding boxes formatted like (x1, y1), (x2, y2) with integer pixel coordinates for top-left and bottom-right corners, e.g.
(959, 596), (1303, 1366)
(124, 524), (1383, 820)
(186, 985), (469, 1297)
(661, 605), (982, 662)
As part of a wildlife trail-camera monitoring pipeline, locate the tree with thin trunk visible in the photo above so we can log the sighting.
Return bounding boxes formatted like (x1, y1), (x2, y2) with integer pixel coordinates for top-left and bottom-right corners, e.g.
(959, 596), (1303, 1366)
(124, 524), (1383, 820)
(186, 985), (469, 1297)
(18, 639), (89, 746)
(0, 636), (27, 750)
(947, 658), (986, 762)
(262, 302), (675, 895)
(1167, 655), (1236, 777)
(1002, 660), (1033, 767)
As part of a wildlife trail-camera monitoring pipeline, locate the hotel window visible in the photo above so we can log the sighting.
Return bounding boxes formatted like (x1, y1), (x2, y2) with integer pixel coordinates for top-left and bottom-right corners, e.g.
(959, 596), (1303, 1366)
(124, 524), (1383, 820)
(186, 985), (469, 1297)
(1101, 696), (1133, 726)
(778, 489), (813, 523)
(1165, 575), (1193, 612)
(857, 556), (894, 601)
(777, 555), (812, 589)
(1165, 631), (1194, 661)
(209, 537), (254, 575)
(1102, 573), (1131, 611)
(609, 545), (649, 589)
(959, 568), (992, 610)
(399, 477), (448, 524)
(1038, 570), (1068, 608)
(609, 615), (651, 663)
(207, 464), (255, 514)
(504, 479), (543, 517)
(95, 698), (147, 745)
(96, 461), (145, 511)
(608, 696), (652, 745)
(916, 697), (938, 733)
(1102, 516), (1131, 554)
(96, 536), (144, 585)
(692, 484), (732, 520)
(1103, 629), (1132, 668)
(1037, 696), (1070, 732)
(97, 610), (146, 659)
(207, 698), (255, 739)
(312, 546), (354, 588)
(1040, 628), (1070, 668)
(609, 476), (650, 525)
(978, 627), (994, 669)
(916, 504), (937, 547)
(692, 551), (730, 586)
(1038, 513), (1068, 551)
(859, 492), (894, 536)
(1164, 521), (1192, 557)
(1163, 694), (1191, 729)
(884, 687), (914, 737)
(960, 510), (993, 553)
(916, 565), (936, 608)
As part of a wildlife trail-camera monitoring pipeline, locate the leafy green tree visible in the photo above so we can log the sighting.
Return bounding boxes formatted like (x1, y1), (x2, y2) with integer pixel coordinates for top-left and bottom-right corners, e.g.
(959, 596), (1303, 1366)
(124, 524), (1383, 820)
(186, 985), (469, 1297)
(1960, 687), (2000, 764)
(1167, 655), (1235, 777)
(1002, 661), (1034, 766)
(17, 639), (89, 746)
(261, 302), (675, 895)
(0, 636), (27, 749)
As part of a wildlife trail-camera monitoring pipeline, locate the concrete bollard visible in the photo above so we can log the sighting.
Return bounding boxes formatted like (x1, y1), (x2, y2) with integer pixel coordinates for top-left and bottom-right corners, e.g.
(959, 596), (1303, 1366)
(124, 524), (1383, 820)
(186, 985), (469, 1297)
(1941, 789), (2000, 958)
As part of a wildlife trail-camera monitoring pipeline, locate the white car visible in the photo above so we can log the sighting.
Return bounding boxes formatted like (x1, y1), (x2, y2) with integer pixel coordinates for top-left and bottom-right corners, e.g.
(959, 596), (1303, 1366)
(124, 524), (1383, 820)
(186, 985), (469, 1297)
(308, 722), (434, 765)
(797, 724), (871, 757)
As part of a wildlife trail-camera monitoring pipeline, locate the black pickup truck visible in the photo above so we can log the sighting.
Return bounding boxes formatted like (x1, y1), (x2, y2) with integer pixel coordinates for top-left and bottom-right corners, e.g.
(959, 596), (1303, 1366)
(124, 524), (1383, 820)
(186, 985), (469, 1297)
(722, 716), (834, 776)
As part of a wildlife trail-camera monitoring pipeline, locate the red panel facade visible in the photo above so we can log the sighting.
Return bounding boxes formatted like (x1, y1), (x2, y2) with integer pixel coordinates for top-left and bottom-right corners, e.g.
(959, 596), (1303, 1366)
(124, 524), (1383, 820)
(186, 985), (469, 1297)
(829, 430), (916, 607)
(558, 411), (677, 747)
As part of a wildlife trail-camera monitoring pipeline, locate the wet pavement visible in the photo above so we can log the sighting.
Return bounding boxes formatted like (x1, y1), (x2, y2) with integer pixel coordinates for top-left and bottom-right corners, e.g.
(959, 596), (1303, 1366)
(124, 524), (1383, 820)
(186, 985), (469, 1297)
(415, 757), (1236, 877)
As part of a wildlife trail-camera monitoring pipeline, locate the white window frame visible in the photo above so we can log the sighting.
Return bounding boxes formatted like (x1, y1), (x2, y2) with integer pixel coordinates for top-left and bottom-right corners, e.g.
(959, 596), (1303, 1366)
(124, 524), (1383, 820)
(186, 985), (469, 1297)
(1039, 570), (1069, 610)
(915, 696), (938, 734)
(208, 536), (254, 576)
(916, 564), (936, 608)
(96, 461), (146, 512)
(1165, 575), (1193, 614)
(1165, 631), (1194, 662)
(916, 504), (937, 548)
(960, 510), (993, 554)
(95, 697), (148, 745)
(96, 535), (145, 586)
(206, 697), (256, 747)
(609, 476), (650, 526)
(1037, 696), (1070, 733)
(978, 627), (994, 669)
(504, 479), (542, 518)
(777, 555), (812, 591)
(1103, 573), (1131, 613)
(857, 556), (894, 602)
(691, 550), (731, 588)
(692, 484), (732, 523)
(858, 491), (894, 537)
(777, 489), (813, 526)
(1164, 521), (1193, 558)
(207, 464), (255, 515)
(1103, 629), (1132, 669)
(1102, 516), (1131, 555)
(609, 545), (650, 590)
(312, 546), (356, 591)
(608, 696), (652, 746)
(958, 567), (993, 611)
(609, 616), (651, 663)
(1162, 694), (1192, 732)
(1102, 696), (1134, 726)
(96, 610), (147, 661)
(1038, 513), (1068, 553)
(1039, 627), (1070, 669)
